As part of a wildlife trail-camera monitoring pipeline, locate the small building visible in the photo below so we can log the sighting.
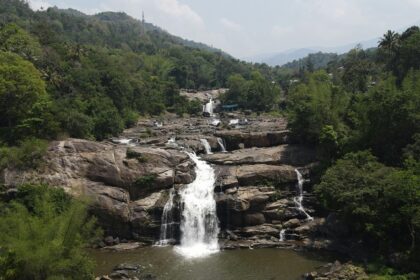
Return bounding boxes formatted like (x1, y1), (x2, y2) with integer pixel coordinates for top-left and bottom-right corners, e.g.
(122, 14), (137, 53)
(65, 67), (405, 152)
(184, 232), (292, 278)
(221, 104), (238, 112)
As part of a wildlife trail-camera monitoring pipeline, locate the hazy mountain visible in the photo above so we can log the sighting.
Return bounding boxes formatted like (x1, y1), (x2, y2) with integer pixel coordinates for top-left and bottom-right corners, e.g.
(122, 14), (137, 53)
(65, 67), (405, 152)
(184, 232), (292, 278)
(247, 37), (379, 66)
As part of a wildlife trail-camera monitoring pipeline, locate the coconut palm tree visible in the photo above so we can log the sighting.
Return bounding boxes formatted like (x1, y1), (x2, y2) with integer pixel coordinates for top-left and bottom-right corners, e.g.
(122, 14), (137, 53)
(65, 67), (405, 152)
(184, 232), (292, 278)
(379, 30), (400, 54)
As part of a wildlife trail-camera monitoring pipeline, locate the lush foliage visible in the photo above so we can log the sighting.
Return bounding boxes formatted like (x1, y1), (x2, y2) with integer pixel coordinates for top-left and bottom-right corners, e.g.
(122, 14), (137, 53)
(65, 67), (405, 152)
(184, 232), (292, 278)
(0, 51), (57, 143)
(0, 138), (48, 170)
(0, 185), (101, 280)
(222, 71), (281, 111)
(286, 26), (420, 274)
(0, 0), (271, 143)
(315, 151), (420, 271)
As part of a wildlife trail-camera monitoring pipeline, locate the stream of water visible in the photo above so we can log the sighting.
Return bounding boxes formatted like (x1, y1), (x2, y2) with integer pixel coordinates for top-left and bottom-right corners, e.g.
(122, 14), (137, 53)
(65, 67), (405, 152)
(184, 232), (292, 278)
(294, 169), (314, 221)
(200, 139), (213, 154)
(157, 188), (176, 246)
(174, 152), (220, 258)
(217, 137), (227, 152)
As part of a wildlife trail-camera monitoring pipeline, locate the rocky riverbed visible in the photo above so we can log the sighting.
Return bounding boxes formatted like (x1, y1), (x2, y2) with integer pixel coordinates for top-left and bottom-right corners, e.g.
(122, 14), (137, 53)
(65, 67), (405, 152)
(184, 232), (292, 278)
(1, 112), (351, 253)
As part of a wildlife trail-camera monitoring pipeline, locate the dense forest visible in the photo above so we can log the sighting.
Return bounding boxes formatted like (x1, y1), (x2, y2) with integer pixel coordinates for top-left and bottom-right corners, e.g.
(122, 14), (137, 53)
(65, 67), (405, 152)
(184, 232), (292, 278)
(285, 28), (420, 278)
(0, 0), (278, 146)
(0, 0), (420, 279)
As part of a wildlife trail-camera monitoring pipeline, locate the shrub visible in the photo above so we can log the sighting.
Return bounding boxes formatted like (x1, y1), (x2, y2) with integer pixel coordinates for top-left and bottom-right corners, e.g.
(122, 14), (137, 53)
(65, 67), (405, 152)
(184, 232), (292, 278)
(0, 138), (48, 170)
(126, 149), (148, 163)
(133, 174), (157, 189)
(0, 184), (101, 280)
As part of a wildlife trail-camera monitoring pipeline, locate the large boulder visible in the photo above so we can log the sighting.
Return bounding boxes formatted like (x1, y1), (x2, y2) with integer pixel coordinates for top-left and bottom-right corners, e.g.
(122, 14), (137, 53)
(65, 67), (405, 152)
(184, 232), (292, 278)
(236, 164), (296, 186)
(216, 186), (276, 227)
(214, 164), (297, 190)
(204, 145), (317, 166)
(0, 139), (196, 240)
(214, 130), (289, 150)
(1, 139), (195, 199)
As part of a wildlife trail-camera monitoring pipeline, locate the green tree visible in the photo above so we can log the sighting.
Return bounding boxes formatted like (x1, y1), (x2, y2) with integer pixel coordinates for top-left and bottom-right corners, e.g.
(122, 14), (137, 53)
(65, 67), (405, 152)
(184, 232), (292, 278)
(0, 51), (56, 142)
(0, 23), (42, 62)
(287, 71), (349, 151)
(315, 151), (420, 268)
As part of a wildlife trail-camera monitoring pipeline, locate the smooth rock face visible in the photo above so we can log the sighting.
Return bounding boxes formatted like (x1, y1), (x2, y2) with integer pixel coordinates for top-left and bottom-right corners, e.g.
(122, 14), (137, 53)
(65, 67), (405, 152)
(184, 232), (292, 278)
(214, 130), (289, 150)
(1, 139), (195, 239)
(1, 115), (328, 248)
(204, 145), (317, 166)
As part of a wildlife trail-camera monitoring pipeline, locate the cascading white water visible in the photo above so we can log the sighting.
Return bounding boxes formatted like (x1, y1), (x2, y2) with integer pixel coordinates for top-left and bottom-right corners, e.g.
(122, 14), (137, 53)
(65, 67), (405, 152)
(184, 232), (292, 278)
(279, 229), (286, 242)
(294, 169), (314, 221)
(157, 188), (176, 246)
(175, 152), (219, 258)
(200, 139), (213, 154)
(217, 138), (227, 153)
(203, 99), (214, 116)
(113, 138), (132, 145)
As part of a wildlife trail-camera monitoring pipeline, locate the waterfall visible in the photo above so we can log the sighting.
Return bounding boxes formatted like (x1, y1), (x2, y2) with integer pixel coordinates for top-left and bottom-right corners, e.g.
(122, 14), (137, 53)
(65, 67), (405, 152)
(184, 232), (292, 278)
(200, 139), (213, 155)
(175, 152), (219, 258)
(217, 138), (227, 153)
(113, 138), (132, 145)
(157, 188), (176, 246)
(279, 229), (286, 242)
(293, 169), (314, 221)
(203, 99), (214, 116)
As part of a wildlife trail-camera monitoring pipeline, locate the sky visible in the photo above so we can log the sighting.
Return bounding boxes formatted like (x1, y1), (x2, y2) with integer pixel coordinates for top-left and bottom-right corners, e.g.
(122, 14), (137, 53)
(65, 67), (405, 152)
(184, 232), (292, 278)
(29, 0), (420, 59)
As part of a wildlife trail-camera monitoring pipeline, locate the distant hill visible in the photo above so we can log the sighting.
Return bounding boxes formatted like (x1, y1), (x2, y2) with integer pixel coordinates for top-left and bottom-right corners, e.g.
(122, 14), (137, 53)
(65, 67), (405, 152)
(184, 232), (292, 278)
(46, 7), (228, 56)
(247, 48), (317, 67)
(248, 37), (380, 66)
(282, 52), (339, 70)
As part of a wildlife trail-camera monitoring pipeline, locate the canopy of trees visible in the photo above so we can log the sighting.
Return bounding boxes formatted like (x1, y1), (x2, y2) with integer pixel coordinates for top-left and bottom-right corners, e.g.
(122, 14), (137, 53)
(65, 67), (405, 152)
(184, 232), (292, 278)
(286, 26), (420, 274)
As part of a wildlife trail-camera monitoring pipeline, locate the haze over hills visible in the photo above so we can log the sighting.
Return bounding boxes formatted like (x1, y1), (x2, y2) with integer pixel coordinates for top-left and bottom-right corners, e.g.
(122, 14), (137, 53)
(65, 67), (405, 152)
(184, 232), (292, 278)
(246, 37), (379, 66)
(250, 20), (420, 66)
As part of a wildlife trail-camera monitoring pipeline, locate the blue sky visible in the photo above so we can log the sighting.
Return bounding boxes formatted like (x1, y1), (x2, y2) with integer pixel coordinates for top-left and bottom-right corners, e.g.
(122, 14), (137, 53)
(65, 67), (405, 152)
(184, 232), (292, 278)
(29, 0), (420, 58)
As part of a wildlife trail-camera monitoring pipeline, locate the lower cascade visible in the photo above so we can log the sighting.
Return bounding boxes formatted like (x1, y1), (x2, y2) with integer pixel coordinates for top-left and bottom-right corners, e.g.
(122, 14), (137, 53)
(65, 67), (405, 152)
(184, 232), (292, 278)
(157, 188), (176, 246)
(175, 152), (220, 258)
(217, 137), (227, 152)
(294, 169), (314, 221)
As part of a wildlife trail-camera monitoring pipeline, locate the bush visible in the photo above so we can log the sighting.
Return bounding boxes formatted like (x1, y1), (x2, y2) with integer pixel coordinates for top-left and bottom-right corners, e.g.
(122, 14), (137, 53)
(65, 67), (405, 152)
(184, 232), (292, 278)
(0, 138), (48, 170)
(315, 151), (420, 270)
(0, 184), (101, 280)
(126, 149), (148, 163)
(133, 174), (157, 189)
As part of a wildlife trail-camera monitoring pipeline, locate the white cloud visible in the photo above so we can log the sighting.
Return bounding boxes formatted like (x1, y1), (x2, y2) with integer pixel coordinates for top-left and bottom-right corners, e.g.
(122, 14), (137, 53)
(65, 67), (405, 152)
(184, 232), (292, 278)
(406, 0), (420, 8)
(28, 0), (52, 10)
(271, 25), (292, 37)
(220, 18), (241, 32)
(156, 0), (203, 25)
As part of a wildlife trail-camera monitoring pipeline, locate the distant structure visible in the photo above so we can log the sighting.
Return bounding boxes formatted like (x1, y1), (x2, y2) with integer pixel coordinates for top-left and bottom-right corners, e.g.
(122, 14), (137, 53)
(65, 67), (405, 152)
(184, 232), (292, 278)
(141, 10), (145, 36)
(222, 104), (238, 112)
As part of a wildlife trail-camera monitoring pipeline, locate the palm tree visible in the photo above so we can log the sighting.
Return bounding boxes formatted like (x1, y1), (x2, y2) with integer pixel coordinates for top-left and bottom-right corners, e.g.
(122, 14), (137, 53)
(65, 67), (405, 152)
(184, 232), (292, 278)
(378, 30), (400, 54)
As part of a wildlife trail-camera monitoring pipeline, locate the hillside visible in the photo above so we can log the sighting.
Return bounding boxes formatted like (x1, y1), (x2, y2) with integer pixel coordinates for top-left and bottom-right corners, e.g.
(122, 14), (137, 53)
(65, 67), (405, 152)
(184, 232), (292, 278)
(0, 0), (266, 142)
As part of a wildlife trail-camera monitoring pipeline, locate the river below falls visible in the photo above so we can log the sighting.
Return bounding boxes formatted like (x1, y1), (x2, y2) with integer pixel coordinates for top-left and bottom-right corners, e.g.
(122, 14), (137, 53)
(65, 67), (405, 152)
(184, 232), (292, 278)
(91, 247), (331, 280)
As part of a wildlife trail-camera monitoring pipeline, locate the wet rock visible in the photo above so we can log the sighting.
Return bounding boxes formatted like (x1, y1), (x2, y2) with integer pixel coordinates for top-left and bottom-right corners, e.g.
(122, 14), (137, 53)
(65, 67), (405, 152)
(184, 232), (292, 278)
(114, 263), (141, 271)
(304, 262), (368, 280)
(235, 224), (279, 237)
(283, 218), (301, 228)
(244, 213), (266, 226)
(104, 236), (115, 246)
(103, 242), (144, 251)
